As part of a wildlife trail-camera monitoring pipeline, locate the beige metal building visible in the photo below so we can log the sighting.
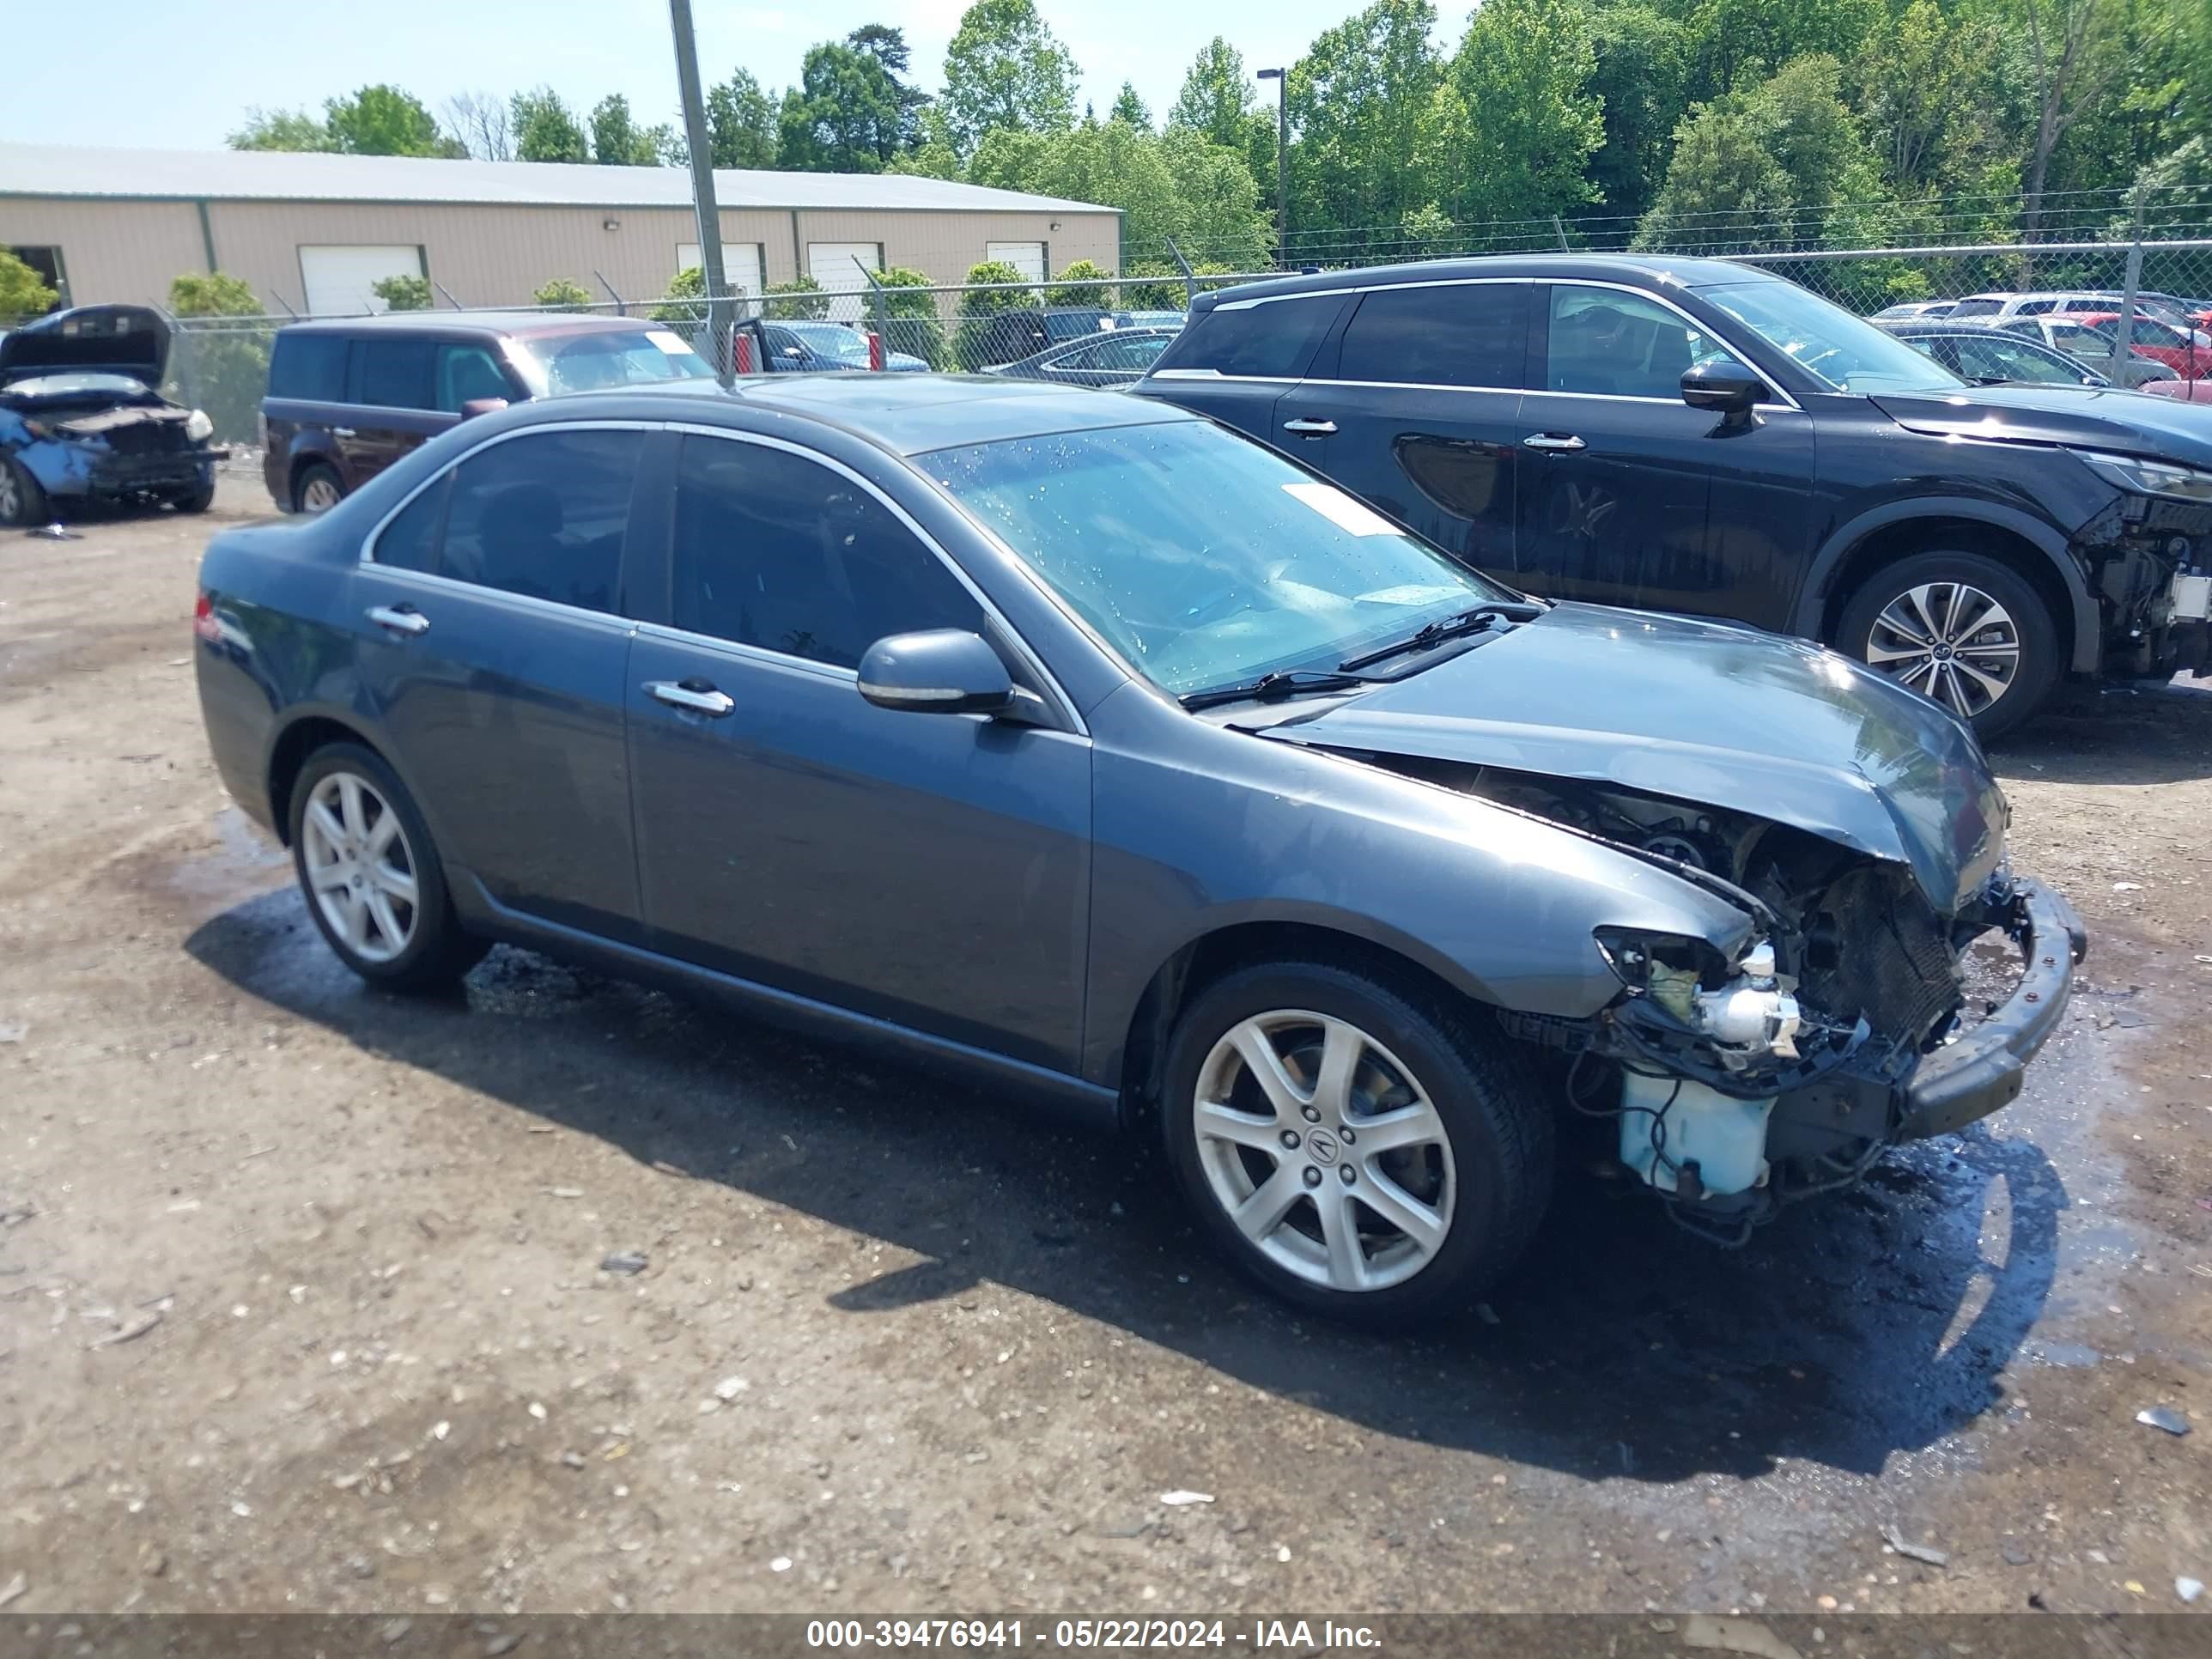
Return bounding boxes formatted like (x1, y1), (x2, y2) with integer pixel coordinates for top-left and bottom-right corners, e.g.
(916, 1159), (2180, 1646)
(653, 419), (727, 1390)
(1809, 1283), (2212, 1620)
(0, 143), (1122, 318)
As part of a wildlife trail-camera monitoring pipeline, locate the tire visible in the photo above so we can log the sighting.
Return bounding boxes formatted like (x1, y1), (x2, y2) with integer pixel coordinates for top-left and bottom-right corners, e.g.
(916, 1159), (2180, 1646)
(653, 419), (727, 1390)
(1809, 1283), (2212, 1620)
(0, 456), (49, 527)
(294, 462), (344, 515)
(1836, 550), (2062, 743)
(1160, 960), (1553, 1328)
(173, 477), (216, 514)
(288, 742), (488, 993)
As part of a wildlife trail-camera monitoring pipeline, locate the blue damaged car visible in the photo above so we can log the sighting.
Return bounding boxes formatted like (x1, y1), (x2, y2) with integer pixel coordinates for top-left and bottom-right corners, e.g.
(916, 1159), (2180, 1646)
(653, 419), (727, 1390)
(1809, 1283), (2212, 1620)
(1, 305), (224, 526)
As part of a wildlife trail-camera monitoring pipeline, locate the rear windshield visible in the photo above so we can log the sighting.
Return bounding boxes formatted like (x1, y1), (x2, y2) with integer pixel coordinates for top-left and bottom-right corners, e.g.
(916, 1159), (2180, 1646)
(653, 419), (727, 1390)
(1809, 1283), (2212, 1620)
(1152, 295), (1345, 380)
(509, 329), (714, 396)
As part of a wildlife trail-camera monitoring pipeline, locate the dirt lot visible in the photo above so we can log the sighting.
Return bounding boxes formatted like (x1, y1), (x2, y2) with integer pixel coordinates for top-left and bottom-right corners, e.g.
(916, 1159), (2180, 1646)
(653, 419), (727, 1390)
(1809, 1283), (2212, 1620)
(1, 478), (2208, 1620)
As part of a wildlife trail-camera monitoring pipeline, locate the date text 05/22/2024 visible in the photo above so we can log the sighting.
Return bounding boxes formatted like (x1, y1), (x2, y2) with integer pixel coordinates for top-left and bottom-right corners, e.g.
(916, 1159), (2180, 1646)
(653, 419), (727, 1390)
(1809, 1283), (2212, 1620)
(804, 1619), (1384, 1650)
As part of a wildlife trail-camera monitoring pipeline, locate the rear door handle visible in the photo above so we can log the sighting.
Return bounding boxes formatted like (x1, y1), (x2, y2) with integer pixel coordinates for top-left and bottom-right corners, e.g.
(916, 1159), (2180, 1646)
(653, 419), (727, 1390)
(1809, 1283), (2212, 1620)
(331, 427), (356, 438)
(1282, 418), (1337, 435)
(1523, 433), (1586, 451)
(366, 605), (430, 635)
(647, 679), (735, 717)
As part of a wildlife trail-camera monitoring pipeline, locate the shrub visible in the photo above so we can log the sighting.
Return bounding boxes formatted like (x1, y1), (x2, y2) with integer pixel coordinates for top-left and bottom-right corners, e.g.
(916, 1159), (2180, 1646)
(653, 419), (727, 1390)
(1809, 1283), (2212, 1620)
(532, 277), (594, 312)
(0, 250), (59, 323)
(370, 273), (432, 312)
(651, 265), (708, 325)
(954, 259), (1040, 368)
(1120, 260), (1185, 310)
(164, 270), (270, 447)
(762, 275), (831, 321)
(1050, 258), (1113, 308)
(871, 266), (949, 368)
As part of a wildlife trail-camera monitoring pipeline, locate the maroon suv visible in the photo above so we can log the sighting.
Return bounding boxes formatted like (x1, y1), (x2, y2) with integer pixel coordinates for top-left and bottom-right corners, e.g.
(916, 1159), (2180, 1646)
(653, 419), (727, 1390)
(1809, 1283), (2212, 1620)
(260, 311), (714, 513)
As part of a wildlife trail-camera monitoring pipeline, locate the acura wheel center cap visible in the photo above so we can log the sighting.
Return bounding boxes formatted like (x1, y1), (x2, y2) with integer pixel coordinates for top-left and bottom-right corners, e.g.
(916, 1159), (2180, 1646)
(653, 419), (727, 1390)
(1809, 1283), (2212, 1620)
(1307, 1127), (1340, 1165)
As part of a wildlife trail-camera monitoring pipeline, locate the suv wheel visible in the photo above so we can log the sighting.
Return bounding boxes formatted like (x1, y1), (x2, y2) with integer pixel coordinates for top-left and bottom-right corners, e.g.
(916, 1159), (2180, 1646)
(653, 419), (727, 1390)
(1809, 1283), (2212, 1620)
(289, 743), (488, 992)
(0, 458), (48, 527)
(1160, 961), (1552, 1328)
(295, 462), (343, 514)
(1837, 550), (2060, 741)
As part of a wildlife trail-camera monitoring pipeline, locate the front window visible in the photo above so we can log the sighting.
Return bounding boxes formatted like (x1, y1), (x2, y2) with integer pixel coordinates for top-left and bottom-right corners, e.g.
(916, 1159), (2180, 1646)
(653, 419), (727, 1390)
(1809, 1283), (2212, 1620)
(509, 329), (713, 396)
(1697, 281), (1960, 393)
(780, 322), (873, 367)
(927, 419), (1513, 696)
(1545, 286), (1747, 399)
(1951, 334), (2087, 386)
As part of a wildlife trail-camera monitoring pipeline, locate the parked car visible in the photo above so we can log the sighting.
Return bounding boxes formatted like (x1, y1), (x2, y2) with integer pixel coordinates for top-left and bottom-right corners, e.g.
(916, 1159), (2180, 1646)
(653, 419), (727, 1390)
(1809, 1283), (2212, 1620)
(1944, 291), (2015, 319)
(192, 374), (2081, 1323)
(0, 304), (223, 526)
(1995, 289), (2207, 330)
(2142, 376), (2212, 404)
(1121, 310), (1189, 331)
(2067, 312), (2208, 380)
(1881, 321), (2113, 387)
(744, 319), (927, 374)
(261, 311), (713, 514)
(1996, 316), (2180, 387)
(1869, 301), (1957, 322)
(1133, 254), (2212, 738)
(986, 328), (1180, 386)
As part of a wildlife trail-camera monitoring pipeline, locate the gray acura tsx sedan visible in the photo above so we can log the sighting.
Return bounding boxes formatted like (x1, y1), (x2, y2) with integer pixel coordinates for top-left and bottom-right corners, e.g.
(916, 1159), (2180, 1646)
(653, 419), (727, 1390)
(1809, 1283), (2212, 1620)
(193, 373), (2083, 1326)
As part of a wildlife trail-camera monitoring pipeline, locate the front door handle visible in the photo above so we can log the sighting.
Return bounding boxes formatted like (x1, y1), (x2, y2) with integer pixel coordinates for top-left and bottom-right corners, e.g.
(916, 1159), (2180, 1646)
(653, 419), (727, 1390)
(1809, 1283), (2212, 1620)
(366, 605), (430, 635)
(1282, 417), (1337, 435)
(647, 679), (735, 717)
(1523, 432), (1587, 451)
(331, 427), (356, 439)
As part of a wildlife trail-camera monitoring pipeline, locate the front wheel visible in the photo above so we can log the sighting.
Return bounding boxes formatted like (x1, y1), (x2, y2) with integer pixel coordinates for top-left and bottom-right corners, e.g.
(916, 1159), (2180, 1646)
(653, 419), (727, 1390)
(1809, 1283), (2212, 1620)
(1160, 962), (1553, 1328)
(289, 743), (488, 992)
(1836, 550), (2061, 742)
(0, 457), (49, 527)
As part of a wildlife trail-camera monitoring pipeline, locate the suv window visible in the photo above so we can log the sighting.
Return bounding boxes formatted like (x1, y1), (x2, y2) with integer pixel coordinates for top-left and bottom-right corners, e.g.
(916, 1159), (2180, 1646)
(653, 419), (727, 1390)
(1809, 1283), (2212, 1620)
(268, 333), (348, 401)
(671, 434), (980, 669)
(350, 337), (434, 410)
(1161, 296), (1343, 380)
(436, 343), (512, 412)
(440, 428), (642, 614)
(1334, 283), (1528, 388)
(1545, 285), (1747, 398)
(1949, 297), (2003, 318)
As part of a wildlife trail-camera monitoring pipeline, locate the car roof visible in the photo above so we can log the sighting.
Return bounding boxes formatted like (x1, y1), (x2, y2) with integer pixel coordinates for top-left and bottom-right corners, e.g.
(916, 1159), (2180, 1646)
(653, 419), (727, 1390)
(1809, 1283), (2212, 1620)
(1191, 252), (1784, 308)
(489, 371), (1200, 457)
(278, 310), (668, 340)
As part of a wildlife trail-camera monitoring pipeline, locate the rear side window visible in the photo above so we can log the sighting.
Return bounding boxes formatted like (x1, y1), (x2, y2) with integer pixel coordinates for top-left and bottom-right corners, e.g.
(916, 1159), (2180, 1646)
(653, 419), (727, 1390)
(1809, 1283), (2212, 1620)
(1158, 295), (1343, 379)
(268, 333), (348, 401)
(1336, 283), (1529, 388)
(372, 471), (448, 572)
(350, 337), (434, 410)
(439, 428), (643, 614)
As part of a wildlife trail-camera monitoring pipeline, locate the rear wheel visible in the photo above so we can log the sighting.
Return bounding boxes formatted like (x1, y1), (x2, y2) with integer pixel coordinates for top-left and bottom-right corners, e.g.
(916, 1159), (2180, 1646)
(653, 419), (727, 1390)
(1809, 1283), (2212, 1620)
(1161, 961), (1552, 1328)
(288, 743), (487, 992)
(1837, 550), (2061, 742)
(294, 462), (343, 514)
(0, 457), (48, 527)
(173, 477), (216, 514)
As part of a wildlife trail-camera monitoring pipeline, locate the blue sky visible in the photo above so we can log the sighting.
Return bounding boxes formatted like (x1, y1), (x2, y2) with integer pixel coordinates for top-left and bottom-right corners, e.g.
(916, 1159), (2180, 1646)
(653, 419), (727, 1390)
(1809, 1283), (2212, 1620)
(3, 0), (1465, 152)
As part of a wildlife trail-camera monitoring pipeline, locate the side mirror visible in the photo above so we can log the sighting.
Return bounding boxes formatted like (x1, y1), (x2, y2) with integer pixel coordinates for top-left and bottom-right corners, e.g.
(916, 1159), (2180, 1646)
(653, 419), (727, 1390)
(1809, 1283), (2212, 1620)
(857, 629), (1014, 716)
(1680, 362), (1767, 416)
(459, 398), (509, 419)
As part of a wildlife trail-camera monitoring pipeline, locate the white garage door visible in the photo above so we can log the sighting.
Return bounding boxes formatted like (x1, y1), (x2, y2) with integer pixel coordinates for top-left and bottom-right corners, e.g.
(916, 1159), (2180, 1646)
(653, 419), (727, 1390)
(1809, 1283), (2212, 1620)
(678, 243), (766, 314)
(806, 241), (883, 321)
(299, 246), (425, 316)
(987, 241), (1047, 284)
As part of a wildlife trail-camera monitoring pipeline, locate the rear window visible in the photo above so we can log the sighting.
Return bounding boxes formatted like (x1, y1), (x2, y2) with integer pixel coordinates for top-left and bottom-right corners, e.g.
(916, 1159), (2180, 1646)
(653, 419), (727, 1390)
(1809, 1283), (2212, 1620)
(268, 333), (349, 401)
(1155, 295), (1344, 380)
(1949, 297), (2003, 318)
(351, 337), (434, 410)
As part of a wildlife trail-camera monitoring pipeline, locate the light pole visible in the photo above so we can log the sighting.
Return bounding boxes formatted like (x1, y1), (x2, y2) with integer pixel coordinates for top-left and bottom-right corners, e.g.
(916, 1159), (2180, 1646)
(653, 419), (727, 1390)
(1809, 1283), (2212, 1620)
(669, 0), (731, 378)
(1256, 67), (1287, 269)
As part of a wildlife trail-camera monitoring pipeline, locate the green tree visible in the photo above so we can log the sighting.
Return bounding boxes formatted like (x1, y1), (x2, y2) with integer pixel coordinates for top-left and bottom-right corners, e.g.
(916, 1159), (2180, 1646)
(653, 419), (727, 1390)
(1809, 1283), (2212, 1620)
(1440, 0), (1605, 223)
(512, 88), (589, 162)
(1110, 83), (1152, 129)
(763, 275), (832, 320)
(954, 258), (1036, 366)
(871, 264), (950, 365)
(325, 85), (464, 156)
(1754, 54), (1880, 215)
(1636, 100), (1794, 246)
(707, 70), (780, 167)
(1854, 0), (2008, 194)
(371, 274), (433, 311)
(1168, 37), (1255, 148)
(1685, 0), (1884, 100)
(1121, 260), (1186, 309)
(532, 277), (595, 311)
(1398, 202), (1457, 258)
(588, 94), (668, 166)
(778, 42), (903, 170)
(652, 265), (708, 325)
(1586, 3), (1696, 215)
(848, 23), (933, 149)
(1051, 258), (1115, 305)
(940, 0), (1080, 153)
(0, 250), (58, 321)
(228, 107), (335, 152)
(1286, 0), (1446, 243)
(166, 272), (268, 445)
(1159, 128), (1276, 265)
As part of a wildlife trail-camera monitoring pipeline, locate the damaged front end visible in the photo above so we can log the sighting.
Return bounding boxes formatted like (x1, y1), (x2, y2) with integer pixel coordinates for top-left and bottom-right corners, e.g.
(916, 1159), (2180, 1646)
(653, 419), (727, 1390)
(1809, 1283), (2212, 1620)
(1422, 767), (2085, 1240)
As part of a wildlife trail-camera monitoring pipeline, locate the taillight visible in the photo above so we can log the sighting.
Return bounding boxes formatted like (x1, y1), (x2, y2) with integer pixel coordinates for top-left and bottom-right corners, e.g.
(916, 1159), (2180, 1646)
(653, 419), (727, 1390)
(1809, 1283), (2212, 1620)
(193, 591), (223, 645)
(866, 331), (884, 372)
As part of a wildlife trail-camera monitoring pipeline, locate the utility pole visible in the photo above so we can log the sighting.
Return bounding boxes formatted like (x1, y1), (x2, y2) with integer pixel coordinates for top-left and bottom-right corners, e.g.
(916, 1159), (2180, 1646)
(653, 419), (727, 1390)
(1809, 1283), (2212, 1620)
(1257, 67), (1287, 269)
(669, 0), (732, 377)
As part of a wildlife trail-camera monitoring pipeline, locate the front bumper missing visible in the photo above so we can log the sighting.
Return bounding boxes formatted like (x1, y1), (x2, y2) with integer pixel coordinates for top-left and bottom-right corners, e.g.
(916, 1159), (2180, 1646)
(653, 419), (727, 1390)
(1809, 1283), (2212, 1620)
(1895, 879), (2086, 1140)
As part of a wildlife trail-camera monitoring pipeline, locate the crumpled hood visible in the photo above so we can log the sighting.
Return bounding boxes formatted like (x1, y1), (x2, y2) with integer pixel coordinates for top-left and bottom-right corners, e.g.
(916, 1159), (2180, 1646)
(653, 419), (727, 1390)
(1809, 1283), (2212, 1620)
(1249, 604), (2008, 915)
(1869, 383), (2212, 468)
(0, 305), (169, 389)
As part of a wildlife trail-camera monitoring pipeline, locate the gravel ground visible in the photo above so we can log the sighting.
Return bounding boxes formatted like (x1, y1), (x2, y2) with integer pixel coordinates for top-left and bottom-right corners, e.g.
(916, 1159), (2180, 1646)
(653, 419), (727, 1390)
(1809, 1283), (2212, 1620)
(0, 479), (2207, 1620)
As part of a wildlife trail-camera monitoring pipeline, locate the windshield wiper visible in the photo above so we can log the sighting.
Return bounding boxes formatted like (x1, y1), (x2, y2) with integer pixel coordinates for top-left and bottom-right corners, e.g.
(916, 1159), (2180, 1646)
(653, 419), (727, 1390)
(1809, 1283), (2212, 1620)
(1337, 600), (1547, 673)
(1179, 670), (1374, 711)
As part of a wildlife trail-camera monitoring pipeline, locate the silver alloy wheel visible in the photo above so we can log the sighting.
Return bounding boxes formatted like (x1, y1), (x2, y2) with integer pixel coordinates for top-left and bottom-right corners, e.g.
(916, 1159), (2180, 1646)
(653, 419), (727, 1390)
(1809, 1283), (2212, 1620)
(300, 772), (418, 964)
(1863, 580), (2021, 721)
(0, 466), (21, 522)
(300, 475), (342, 513)
(1192, 1010), (1455, 1293)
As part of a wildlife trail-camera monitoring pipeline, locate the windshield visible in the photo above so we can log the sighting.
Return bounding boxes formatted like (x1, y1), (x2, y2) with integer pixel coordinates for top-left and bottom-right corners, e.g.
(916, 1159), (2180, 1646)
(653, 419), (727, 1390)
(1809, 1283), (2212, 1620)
(1698, 281), (1961, 393)
(512, 329), (714, 396)
(927, 419), (1514, 696)
(782, 323), (874, 365)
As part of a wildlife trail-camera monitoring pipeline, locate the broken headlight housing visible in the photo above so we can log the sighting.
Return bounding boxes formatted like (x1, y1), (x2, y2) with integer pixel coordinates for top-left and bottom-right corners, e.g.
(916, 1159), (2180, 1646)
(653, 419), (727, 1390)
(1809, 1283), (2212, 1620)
(2073, 449), (2212, 505)
(185, 409), (215, 442)
(1595, 928), (1802, 1065)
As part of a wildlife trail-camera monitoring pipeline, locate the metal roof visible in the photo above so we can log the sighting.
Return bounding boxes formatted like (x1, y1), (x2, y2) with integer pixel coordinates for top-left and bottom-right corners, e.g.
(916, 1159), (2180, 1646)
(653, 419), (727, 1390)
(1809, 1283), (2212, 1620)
(0, 143), (1120, 216)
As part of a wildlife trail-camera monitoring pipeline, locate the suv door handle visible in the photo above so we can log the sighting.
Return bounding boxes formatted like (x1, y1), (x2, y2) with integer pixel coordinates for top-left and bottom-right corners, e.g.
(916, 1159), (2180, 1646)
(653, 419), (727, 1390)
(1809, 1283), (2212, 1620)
(331, 427), (356, 438)
(1282, 418), (1337, 435)
(647, 679), (735, 717)
(1523, 433), (1586, 451)
(366, 605), (430, 635)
